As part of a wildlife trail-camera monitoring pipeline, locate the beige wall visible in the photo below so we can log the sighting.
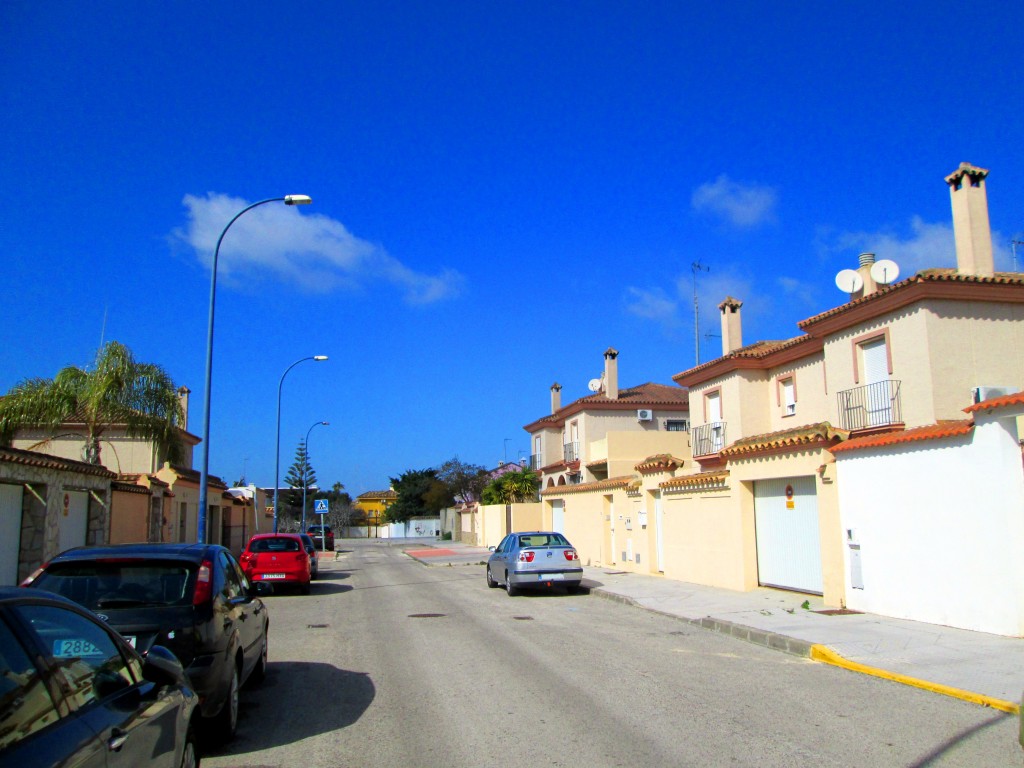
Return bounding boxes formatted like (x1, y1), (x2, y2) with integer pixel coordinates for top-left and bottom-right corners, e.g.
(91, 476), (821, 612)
(662, 486), (752, 590)
(110, 489), (150, 544)
(12, 428), (195, 476)
(557, 491), (609, 567)
(764, 352), (829, 432)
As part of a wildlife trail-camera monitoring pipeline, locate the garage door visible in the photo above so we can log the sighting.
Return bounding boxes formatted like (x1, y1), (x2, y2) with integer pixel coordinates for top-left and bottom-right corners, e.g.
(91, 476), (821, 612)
(1, 484), (23, 585)
(58, 490), (90, 555)
(754, 477), (823, 594)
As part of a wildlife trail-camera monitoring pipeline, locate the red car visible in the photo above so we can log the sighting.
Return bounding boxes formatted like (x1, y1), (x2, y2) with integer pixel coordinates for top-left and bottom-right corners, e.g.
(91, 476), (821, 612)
(240, 534), (312, 594)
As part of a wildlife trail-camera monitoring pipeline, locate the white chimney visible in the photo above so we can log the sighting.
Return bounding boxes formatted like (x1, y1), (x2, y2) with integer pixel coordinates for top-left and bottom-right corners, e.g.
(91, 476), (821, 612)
(604, 348), (619, 400)
(718, 297), (743, 354)
(550, 383), (562, 414)
(945, 162), (994, 277)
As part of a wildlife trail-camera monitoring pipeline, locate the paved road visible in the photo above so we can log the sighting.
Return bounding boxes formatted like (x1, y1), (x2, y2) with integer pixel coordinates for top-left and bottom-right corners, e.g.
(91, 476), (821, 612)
(204, 539), (1020, 768)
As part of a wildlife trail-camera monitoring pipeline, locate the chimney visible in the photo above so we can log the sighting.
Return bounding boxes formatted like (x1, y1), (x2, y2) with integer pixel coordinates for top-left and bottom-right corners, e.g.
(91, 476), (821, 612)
(177, 386), (190, 430)
(604, 348), (619, 400)
(718, 297), (743, 354)
(854, 252), (878, 299)
(945, 162), (994, 277)
(550, 383), (562, 414)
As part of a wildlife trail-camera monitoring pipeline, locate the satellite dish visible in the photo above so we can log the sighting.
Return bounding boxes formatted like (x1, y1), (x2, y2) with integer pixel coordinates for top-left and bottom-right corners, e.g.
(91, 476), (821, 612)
(835, 269), (864, 294)
(588, 378), (602, 392)
(870, 259), (900, 285)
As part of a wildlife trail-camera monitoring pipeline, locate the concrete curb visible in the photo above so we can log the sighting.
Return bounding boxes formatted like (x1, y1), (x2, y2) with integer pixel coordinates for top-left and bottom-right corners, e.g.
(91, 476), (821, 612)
(810, 644), (1020, 715)
(590, 587), (1021, 715)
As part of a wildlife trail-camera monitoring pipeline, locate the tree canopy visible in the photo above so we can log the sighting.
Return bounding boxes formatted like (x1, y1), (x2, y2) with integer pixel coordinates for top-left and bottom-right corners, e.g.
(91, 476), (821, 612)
(0, 341), (184, 466)
(436, 457), (490, 504)
(386, 468), (452, 523)
(481, 467), (540, 505)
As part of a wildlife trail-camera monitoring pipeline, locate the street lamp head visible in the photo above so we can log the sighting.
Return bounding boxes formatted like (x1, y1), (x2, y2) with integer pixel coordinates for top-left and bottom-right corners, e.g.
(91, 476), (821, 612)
(313, 355), (328, 361)
(321, 421), (330, 426)
(284, 195), (313, 206)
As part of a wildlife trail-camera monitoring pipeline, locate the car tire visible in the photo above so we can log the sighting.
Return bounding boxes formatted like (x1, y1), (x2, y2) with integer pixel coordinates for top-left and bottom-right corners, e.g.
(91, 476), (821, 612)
(486, 567), (498, 588)
(250, 632), (268, 686)
(210, 662), (240, 742)
(505, 572), (517, 597)
(180, 719), (199, 768)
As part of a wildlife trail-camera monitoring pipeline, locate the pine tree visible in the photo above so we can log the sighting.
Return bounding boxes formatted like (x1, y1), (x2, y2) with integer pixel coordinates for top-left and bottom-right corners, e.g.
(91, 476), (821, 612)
(283, 440), (318, 529)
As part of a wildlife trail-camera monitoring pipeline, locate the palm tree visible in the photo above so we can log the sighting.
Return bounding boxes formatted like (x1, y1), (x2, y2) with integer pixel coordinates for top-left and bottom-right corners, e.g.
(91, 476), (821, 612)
(0, 341), (184, 466)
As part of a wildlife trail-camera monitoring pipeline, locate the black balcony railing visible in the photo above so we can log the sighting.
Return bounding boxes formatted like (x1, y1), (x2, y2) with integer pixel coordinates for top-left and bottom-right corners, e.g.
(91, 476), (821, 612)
(692, 421), (727, 456)
(837, 380), (902, 431)
(563, 442), (579, 463)
(529, 453), (541, 470)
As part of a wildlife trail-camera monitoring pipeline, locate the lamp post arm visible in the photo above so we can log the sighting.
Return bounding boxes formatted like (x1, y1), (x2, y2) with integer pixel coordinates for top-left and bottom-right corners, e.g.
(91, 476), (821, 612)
(273, 356), (325, 533)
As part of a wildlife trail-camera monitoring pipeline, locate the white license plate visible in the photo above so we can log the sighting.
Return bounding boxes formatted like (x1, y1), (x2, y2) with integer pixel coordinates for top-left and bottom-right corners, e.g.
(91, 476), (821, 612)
(538, 573), (564, 581)
(123, 635), (136, 649)
(261, 573), (286, 579)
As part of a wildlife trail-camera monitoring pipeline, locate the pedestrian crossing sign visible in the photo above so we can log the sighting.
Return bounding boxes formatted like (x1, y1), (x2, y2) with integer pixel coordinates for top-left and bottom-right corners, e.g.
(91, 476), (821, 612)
(314, 499), (328, 514)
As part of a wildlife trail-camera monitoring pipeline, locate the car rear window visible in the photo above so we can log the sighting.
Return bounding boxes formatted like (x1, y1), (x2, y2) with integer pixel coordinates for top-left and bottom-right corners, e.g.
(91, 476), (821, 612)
(251, 537), (301, 553)
(31, 561), (196, 610)
(518, 534), (571, 548)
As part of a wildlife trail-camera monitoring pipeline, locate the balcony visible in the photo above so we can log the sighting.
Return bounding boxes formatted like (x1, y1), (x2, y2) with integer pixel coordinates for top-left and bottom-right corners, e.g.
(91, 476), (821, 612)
(837, 380), (903, 431)
(563, 442), (579, 463)
(692, 421), (727, 456)
(529, 453), (541, 471)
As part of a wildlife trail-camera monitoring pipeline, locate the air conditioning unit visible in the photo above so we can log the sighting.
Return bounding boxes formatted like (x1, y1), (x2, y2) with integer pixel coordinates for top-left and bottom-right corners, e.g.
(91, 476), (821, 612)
(637, 409), (653, 422)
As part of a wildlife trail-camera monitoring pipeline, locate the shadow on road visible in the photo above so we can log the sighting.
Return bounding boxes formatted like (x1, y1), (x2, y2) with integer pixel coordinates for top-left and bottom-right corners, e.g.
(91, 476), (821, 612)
(205, 661), (375, 757)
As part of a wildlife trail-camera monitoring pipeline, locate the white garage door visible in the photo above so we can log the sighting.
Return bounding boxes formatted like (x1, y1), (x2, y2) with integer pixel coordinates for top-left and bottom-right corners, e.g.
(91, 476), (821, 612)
(58, 490), (90, 555)
(754, 477), (823, 594)
(1, 484), (24, 585)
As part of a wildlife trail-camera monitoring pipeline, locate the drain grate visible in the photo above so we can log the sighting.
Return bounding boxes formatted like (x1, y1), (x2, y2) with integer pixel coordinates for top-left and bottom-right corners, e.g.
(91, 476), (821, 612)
(307, 624), (329, 629)
(512, 616), (534, 621)
(408, 613), (446, 618)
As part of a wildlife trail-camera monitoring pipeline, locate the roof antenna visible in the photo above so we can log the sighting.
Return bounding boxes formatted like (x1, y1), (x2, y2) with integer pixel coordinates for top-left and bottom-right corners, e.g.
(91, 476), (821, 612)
(692, 261), (709, 365)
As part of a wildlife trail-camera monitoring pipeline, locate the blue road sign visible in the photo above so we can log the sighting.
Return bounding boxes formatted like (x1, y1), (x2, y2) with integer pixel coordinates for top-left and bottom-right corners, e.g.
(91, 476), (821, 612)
(314, 499), (329, 514)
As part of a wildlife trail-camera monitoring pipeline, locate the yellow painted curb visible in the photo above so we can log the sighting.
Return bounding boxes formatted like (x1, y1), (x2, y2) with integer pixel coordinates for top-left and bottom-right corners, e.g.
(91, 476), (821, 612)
(810, 644), (1019, 715)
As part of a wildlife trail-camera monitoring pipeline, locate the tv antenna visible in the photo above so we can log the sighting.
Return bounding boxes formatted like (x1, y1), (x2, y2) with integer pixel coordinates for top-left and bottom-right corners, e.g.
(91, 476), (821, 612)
(692, 261), (709, 365)
(1012, 239), (1023, 273)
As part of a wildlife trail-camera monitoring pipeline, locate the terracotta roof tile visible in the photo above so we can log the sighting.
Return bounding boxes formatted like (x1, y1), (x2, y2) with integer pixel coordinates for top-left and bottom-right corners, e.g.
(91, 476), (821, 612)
(829, 420), (973, 454)
(673, 335), (819, 383)
(0, 447), (116, 478)
(660, 469), (730, 490)
(357, 490), (397, 499)
(963, 391), (1024, 414)
(720, 422), (847, 458)
(635, 454), (686, 474)
(525, 382), (688, 431)
(540, 475), (637, 496)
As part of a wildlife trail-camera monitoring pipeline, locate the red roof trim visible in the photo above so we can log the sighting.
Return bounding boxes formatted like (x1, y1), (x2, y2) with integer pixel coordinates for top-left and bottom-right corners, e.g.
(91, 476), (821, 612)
(829, 420), (973, 454)
(963, 392), (1024, 414)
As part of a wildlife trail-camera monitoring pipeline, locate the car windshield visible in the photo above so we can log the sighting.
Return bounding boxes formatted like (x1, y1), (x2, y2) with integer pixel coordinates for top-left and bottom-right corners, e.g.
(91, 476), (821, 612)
(517, 533), (571, 548)
(251, 537), (301, 553)
(32, 561), (196, 609)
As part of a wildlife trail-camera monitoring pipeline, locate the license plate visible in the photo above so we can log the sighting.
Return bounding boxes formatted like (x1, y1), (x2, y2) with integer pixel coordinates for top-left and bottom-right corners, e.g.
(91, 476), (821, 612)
(538, 573), (564, 581)
(261, 573), (286, 579)
(53, 639), (104, 658)
(123, 635), (136, 649)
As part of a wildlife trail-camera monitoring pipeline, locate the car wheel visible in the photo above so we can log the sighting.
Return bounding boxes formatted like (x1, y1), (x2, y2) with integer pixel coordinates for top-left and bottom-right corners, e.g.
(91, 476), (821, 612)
(486, 567), (498, 588)
(505, 572), (517, 597)
(211, 662), (240, 742)
(250, 631), (268, 686)
(180, 720), (199, 768)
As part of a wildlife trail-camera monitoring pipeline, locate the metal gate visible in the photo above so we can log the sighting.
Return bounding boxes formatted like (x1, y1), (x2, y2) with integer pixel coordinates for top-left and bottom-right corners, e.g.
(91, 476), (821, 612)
(753, 476), (823, 594)
(1, 484), (23, 585)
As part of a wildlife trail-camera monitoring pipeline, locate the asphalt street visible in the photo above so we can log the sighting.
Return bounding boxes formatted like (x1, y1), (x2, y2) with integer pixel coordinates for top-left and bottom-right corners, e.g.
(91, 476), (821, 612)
(202, 539), (1021, 768)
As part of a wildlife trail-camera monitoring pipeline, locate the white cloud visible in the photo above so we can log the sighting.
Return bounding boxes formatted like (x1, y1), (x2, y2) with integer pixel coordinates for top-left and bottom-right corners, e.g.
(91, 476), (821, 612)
(172, 193), (464, 304)
(624, 286), (680, 327)
(827, 216), (955, 274)
(691, 175), (778, 228)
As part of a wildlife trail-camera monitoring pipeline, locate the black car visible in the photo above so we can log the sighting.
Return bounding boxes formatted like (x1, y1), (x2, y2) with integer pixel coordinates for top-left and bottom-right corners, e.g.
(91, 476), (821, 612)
(299, 533), (320, 579)
(306, 524), (335, 551)
(0, 586), (199, 767)
(22, 542), (271, 743)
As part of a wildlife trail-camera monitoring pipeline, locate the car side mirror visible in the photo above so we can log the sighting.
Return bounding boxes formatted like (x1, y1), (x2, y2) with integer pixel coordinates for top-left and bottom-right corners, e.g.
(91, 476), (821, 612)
(143, 645), (187, 688)
(488, 546), (496, 552)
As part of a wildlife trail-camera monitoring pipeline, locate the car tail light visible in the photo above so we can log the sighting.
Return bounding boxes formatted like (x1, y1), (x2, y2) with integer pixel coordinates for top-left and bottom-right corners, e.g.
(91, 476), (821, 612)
(563, 549), (579, 561)
(193, 559), (214, 605)
(19, 562), (48, 587)
(518, 551), (535, 563)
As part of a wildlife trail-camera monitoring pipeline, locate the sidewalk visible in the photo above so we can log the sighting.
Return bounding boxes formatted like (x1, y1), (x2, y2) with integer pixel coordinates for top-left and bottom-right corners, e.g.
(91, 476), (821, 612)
(401, 539), (1024, 714)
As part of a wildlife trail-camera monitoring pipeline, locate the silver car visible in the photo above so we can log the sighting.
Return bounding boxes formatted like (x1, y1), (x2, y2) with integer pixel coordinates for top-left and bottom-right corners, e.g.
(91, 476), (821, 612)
(486, 531), (583, 595)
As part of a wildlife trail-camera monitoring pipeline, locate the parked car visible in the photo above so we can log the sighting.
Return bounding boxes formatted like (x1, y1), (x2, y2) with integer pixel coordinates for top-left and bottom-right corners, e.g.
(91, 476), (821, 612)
(486, 531), (583, 596)
(307, 524), (335, 551)
(21, 542), (270, 743)
(0, 586), (200, 766)
(240, 534), (312, 594)
(299, 533), (319, 579)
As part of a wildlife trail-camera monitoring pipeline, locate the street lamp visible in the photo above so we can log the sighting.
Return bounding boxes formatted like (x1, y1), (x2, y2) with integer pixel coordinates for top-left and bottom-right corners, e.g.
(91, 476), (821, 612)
(301, 420), (329, 533)
(197, 194), (312, 544)
(274, 355), (329, 532)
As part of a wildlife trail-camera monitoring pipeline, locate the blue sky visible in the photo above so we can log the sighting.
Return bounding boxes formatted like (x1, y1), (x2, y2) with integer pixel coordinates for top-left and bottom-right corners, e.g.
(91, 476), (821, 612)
(2, 2), (1022, 496)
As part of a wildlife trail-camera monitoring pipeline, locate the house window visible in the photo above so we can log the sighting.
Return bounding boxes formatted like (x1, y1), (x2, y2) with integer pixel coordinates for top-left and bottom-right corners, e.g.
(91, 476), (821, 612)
(780, 377), (796, 416)
(665, 420), (689, 432)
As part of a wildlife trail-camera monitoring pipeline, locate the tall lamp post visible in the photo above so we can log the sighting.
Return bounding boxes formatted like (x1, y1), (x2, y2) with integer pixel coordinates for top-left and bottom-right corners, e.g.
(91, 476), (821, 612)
(197, 194), (312, 544)
(274, 356), (329, 532)
(300, 420), (329, 533)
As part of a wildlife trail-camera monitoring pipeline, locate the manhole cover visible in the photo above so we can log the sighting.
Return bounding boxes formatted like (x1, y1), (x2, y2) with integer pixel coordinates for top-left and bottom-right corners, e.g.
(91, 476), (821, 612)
(408, 613), (446, 618)
(512, 616), (534, 621)
(307, 624), (329, 629)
